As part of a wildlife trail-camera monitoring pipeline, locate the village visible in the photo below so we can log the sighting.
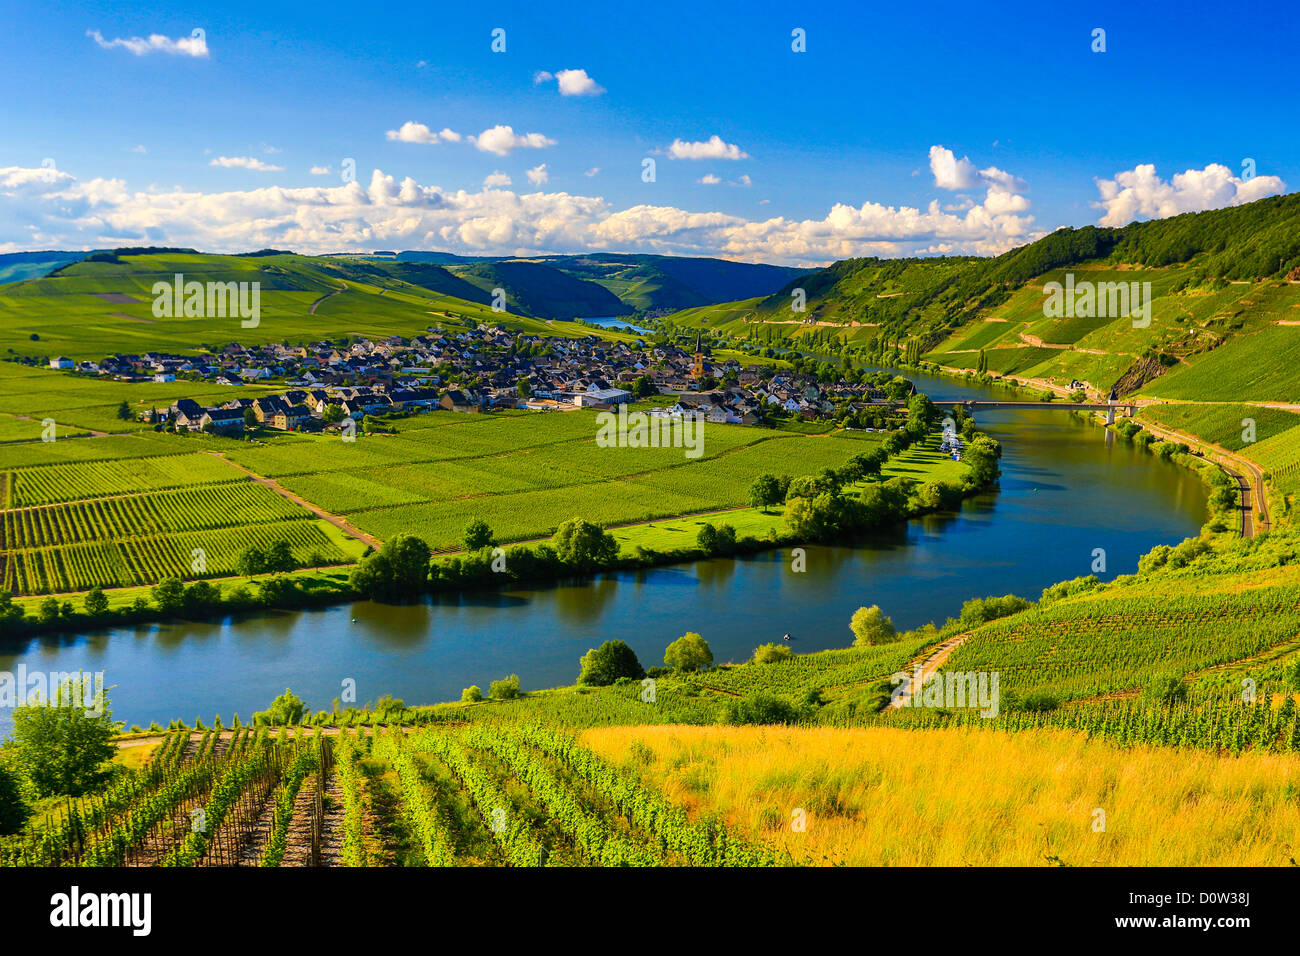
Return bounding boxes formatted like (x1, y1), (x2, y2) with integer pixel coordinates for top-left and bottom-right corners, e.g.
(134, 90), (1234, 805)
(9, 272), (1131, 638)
(46, 325), (907, 436)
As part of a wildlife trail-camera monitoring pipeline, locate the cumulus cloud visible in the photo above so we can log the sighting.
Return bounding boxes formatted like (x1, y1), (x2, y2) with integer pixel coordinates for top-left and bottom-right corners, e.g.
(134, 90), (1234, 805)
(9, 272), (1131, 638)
(584, 167), (600, 177)
(309, 165), (331, 175)
(533, 70), (553, 84)
(698, 174), (721, 185)
(669, 136), (749, 161)
(1093, 162), (1287, 227)
(533, 68), (604, 96)
(525, 164), (549, 186)
(87, 28), (208, 57)
(209, 156), (283, 172)
(483, 171), (512, 188)
(929, 145), (1026, 193)
(386, 122), (461, 145)
(0, 147), (1039, 265)
(471, 125), (556, 156)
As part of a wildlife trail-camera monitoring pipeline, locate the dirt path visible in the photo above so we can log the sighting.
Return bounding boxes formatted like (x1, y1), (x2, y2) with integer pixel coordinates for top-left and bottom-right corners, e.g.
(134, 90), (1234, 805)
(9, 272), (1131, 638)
(888, 633), (969, 709)
(281, 774), (323, 866)
(308, 281), (348, 315)
(319, 771), (345, 866)
(201, 450), (381, 549)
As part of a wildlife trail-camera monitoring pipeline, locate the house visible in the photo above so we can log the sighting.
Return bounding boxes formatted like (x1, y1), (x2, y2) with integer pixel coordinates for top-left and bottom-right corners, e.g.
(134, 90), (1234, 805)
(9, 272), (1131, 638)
(152, 372), (176, 383)
(49, 356), (73, 370)
(199, 407), (245, 435)
(440, 390), (480, 413)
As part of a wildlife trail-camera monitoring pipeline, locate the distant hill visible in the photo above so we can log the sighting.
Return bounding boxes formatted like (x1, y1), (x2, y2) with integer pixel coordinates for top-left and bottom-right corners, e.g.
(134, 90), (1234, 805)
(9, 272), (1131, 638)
(344, 250), (807, 313)
(448, 260), (633, 318)
(0, 251), (94, 285)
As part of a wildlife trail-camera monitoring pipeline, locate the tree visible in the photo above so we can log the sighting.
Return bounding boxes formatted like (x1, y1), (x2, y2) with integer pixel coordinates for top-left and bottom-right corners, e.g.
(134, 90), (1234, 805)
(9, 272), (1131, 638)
(552, 517), (618, 570)
(349, 533), (432, 600)
(578, 640), (645, 686)
(38, 596), (60, 623)
(461, 685), (483, 703)
(323, 403), (346, 424)
(116, 400), (132, 421)
(253, 688), (306, 726)
(850, 605), (897, 646)
(0, 762), (28, 835)
(151, 577), (186, 615)
(696, 523), (718, 552)
(516, 376), (531, 398)
(748, 473), (783, 511)
(664, 632), (713, 671)
(489, 675), (520, 700)
(244, 407), (259, 429)
(265, 539), (296, 573)
(11, 679), (117, 797)
(464, 518), (495, 551)
(236, 545), (268, 576)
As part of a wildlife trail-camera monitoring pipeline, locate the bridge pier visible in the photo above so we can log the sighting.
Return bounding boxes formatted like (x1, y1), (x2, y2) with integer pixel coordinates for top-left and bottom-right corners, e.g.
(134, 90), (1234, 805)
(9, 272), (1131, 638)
(1106, 404), (1116, 425)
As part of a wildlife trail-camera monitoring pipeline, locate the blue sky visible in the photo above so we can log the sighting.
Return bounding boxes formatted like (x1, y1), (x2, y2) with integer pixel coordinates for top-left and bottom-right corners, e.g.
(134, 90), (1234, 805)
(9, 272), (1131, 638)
(0, 0), (1295, 264)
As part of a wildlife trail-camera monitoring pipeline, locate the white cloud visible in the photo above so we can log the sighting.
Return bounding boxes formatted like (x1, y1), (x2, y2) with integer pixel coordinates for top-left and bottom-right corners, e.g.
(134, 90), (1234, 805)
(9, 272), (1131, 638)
(669, 136), (748, 161)
(471, 125), (556, 156)
(584, 167), (600, 177)
(556, 69), (605, 96)
(525, 164), (549, 186)
(309, 165), (332, 175)
(533, 70), (554, 84)
(386, 121), (461, 145)
(698, 174), (721, 185)
(483, 171), (513, 187)
(0, 148), (1039, 266)
(734, 174), (753, 188)
(1093, 162), (1287, 227)
(928, 146), (1027, 194)
(87, 28), (208, 58)
(209, 156), (283, 172)
(129, 145), (147, 154)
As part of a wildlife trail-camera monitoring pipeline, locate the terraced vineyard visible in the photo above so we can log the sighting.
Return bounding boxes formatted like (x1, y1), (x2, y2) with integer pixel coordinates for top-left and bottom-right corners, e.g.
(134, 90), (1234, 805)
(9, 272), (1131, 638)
(0, 725), (776, 867)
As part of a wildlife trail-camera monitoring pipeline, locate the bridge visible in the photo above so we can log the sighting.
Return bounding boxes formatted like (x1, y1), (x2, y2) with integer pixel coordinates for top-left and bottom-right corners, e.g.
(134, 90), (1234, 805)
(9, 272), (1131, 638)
(931, 400), (1140, 425)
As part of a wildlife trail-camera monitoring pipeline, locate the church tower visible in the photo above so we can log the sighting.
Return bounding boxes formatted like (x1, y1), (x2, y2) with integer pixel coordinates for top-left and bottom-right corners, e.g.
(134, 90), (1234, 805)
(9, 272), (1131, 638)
(692, 330), (705, 379)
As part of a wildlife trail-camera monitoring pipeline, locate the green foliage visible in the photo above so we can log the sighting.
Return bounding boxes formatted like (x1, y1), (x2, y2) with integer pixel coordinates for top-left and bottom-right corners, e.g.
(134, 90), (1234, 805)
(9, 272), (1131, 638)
(850, 605), (897, 646)
(664, 632), (713, 671)
(489, 674), (521, 700)
(10, 680), (116, 797)
(463, 518), (495, 551)
(461, 685), (484, 703)
(349, 532), (432, 600)
(552, 517), (618, 571)
(578, 640), (645, 686)
(723, 692), (799, 725)
(751, 642), (793, 664)
(253, 688), (306, 726)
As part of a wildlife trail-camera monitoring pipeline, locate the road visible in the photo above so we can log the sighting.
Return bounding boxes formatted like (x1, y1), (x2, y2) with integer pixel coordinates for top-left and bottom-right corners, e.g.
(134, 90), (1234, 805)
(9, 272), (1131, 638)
(1138, 420), (1270, 537)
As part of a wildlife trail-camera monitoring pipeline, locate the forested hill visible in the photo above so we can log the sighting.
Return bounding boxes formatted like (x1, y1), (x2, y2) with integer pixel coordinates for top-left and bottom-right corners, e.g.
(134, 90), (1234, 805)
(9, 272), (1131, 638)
(667, 192), (1300, 349)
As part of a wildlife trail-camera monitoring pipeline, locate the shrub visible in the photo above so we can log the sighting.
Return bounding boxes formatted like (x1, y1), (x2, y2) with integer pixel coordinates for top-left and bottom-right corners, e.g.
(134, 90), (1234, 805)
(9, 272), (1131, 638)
(461, 685), (483, 703)
(850, 605), (897, 646)
(751, 643), (793, 664)
(723, 692), (798, 725)
(489, 675), (521, 700)
(664, 632), (713, 671)
(578, 640), (645, 686)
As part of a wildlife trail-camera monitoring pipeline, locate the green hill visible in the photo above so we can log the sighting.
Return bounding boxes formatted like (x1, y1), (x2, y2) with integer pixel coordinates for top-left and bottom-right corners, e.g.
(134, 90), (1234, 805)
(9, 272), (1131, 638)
(0, 250), (94, 285)
(447, 260), (632, 318)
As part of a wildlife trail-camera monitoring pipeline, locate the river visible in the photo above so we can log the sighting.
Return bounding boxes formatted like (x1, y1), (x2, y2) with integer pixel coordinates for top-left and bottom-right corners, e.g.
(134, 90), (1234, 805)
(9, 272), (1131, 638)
(0, 369), (1207, 729)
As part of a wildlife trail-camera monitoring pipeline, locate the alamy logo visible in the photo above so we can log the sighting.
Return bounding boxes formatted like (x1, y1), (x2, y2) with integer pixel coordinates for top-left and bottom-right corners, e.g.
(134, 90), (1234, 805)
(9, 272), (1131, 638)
(1042, 273), (1151, 328)
(890, 668), (1000, 717)
(152, 273), (261, 328)
(50, 886), (151, 936)
(595, 404), (704, 458)
(0, 667), (106, 717)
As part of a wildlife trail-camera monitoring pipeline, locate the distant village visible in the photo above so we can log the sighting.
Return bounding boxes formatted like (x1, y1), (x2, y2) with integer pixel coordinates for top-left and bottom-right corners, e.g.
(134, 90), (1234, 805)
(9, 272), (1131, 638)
(48, 325), (903, 435)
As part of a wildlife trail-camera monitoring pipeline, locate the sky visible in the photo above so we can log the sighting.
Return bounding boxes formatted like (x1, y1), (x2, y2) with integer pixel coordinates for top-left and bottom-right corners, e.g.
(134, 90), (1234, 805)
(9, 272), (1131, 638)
(0, 0), (1295, 266)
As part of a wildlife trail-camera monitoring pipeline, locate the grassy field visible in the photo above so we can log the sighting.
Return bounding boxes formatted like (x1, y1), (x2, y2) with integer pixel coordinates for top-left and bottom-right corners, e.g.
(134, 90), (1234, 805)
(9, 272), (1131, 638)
(581, 724), (1300, 866)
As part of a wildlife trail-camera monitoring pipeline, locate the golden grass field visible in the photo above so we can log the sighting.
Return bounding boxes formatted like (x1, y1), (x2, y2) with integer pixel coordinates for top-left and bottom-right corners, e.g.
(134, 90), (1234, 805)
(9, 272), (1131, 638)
(580, 725), (1300, 866)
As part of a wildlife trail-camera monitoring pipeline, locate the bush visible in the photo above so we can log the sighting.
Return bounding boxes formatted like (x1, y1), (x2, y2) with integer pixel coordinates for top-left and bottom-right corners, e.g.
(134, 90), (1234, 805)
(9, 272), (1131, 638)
(850, 605), (897, 646)
(723, 692), (799, 725)
(489, 675), (521, 700)
(461, 685), (483, 703)
(664, 632), (713, 671)
(958, 594), (1031, 628)
(578, 640), (645, 686)
(751, 643), (793, 664)
(0, 763), (29, 835)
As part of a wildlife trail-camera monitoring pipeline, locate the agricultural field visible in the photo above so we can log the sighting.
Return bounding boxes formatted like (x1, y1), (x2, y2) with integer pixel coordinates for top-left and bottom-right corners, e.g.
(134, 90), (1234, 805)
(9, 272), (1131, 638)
(944, 567), (1300, 702)
(0, 723), (777, 867)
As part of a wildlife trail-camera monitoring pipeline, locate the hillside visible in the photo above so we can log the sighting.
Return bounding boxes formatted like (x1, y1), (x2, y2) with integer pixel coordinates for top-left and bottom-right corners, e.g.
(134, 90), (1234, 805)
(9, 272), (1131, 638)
(0, 250), (655, 360)
(0, 251), (92, 285)
(359, 250), (807, 314)
(448, 260), (632, 318)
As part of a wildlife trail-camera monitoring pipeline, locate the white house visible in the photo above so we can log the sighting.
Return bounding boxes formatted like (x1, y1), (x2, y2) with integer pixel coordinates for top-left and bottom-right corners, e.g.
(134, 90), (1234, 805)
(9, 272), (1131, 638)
(49, 356), (73, 369)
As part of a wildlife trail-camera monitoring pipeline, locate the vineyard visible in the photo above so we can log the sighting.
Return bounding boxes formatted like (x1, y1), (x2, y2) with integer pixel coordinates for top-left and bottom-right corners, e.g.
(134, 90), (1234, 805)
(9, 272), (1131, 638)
(0, 724), (777, 867)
